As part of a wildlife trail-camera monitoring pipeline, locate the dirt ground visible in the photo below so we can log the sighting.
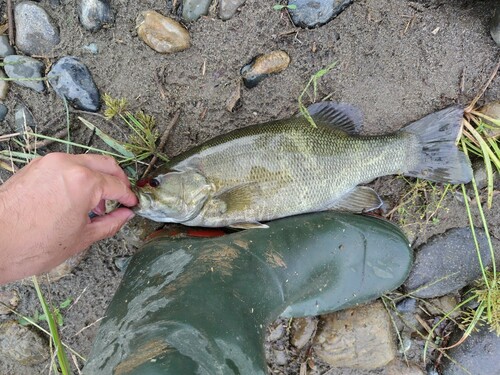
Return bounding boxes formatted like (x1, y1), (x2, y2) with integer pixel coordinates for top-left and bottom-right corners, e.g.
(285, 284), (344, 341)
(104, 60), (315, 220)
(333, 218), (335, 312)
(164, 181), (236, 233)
(0, 0), (499, 374)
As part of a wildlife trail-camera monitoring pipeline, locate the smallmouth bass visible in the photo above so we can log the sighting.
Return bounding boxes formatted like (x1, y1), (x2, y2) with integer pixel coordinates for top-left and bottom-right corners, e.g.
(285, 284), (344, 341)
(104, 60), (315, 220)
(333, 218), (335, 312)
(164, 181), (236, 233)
(133, 102), (472, 228)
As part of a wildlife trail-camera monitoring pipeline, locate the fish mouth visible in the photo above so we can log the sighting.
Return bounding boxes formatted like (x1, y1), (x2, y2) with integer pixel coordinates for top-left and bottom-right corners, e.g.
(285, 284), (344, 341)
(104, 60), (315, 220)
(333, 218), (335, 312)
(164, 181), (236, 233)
(132, 188), (154, 214)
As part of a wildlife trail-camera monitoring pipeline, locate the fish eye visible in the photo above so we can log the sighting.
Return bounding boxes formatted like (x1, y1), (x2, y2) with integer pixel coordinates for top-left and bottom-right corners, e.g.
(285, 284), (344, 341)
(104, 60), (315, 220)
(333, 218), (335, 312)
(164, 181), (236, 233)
(149, 178), (160, 188)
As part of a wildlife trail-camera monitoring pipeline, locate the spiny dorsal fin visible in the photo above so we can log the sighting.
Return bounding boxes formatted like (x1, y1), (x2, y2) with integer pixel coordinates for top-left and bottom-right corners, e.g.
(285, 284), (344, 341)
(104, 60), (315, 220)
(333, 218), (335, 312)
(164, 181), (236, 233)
(329, 186), (383, 213)
(305, 102), (364, 134)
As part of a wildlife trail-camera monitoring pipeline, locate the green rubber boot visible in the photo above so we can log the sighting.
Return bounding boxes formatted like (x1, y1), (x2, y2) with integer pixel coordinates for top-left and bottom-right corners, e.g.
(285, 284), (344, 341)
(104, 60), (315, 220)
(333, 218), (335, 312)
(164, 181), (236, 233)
(84, 212), (412, 375)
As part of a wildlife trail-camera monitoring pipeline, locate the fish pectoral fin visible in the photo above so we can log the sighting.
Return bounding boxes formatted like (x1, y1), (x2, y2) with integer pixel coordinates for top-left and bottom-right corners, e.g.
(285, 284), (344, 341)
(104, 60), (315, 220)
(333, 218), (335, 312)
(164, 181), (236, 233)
(228, 222), (269, 230)
(213, 183), (259, 213)
(302, 102), (363, 134)
(329, 187), (383, 213)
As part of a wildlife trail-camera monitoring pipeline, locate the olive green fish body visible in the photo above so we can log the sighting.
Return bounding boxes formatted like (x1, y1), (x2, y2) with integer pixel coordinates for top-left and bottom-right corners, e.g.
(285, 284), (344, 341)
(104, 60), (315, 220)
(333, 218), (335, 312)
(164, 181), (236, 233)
(134, 103), (472, 227)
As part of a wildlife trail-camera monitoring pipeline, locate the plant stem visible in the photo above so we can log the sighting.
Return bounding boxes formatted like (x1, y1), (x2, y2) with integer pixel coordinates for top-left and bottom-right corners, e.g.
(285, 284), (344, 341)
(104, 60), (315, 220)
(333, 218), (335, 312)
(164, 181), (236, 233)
(32, 276), (71, 374)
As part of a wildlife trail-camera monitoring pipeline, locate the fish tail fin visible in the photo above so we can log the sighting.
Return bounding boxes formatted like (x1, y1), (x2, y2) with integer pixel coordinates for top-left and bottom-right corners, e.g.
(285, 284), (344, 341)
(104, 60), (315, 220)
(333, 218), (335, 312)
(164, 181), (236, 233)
(402, 106), (473, 184)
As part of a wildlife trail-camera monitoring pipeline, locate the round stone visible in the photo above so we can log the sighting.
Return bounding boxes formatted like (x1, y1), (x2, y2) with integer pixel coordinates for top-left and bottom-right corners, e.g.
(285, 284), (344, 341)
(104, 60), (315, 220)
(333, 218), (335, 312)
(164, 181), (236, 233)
(79, 0), (114, 32)
(288, 0), (353, 28)
(3, 55), (45, 93)
(136, 10), (191, 54)
(14, 1), (60, 55)
(219, 0), (246, 20)
(182, 0), (212, 21)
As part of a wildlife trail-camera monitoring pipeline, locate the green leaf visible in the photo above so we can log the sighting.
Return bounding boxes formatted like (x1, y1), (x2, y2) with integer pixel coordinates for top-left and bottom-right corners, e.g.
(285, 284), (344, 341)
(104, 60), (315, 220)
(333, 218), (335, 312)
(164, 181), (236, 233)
(79, 117), (135, 158)
(59, 298), (72, 309)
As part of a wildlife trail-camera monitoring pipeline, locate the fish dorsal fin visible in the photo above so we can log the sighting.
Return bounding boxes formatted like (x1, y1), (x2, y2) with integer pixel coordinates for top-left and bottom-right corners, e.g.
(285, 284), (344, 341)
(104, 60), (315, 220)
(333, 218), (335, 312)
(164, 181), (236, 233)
(329, 186), (383, 213)
(305, 102), (363, 134)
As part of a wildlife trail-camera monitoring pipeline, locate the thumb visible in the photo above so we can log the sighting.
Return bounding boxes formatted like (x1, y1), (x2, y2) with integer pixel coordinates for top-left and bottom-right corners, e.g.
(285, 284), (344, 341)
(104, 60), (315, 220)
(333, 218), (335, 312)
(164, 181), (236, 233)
(86, 207), (135, 243)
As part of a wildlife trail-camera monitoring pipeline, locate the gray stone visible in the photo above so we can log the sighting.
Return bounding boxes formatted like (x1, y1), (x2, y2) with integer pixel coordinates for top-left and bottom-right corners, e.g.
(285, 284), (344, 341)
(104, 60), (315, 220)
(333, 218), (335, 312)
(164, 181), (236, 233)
(3, 55), (45, 93)
(288, 0), (353, 28)
(0, 69), (9, 100)
(0, 103), (7, 122)
(404, 227), (494, 298)
(48, 56), (100, 112)
(14, 1), (60, 55)
(396, 297), (417, 313)
(0, 321), (49, 365)
(79, 0), (114, 32)
(219, 0), (246, 21)
(313, 301), (396, 369)
(491, 3), (500, 47)
(0, 35), (15, 58)
(182, 0), (212, 21)
(14, 103), (36, 134)
(441, 325), (500, 375)
(83, 42), (99, 54)
(268, 323), (285, 342)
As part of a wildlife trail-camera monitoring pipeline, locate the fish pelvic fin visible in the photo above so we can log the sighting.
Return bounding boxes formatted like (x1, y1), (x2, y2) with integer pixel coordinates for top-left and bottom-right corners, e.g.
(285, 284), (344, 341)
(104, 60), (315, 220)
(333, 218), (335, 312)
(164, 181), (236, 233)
(228, 222), (269, 230)
(328, 186), (383, 213)
(402, 106), (473, 184)
(302, 102), (363, 134)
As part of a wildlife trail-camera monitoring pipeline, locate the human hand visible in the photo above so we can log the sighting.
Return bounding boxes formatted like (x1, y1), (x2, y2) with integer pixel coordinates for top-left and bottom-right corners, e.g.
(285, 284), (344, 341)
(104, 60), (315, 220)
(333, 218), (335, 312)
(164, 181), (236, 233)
(0, 153), (138, 284)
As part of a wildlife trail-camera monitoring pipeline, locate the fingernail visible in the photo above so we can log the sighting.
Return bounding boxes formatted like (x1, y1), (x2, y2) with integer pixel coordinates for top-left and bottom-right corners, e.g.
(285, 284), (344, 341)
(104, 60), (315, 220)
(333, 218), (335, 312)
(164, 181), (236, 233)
(127, 211), (135, 222)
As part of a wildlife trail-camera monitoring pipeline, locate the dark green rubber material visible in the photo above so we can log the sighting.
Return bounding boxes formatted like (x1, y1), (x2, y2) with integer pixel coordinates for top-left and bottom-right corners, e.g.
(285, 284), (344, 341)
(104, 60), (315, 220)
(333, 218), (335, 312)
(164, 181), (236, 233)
(84, 212), (412, 375)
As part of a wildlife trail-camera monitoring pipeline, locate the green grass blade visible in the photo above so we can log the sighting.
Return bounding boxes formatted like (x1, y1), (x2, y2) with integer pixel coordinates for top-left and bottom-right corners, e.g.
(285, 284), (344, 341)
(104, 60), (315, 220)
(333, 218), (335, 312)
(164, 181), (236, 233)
(32, 276), (71, 374)
(78, 117), (135, 158)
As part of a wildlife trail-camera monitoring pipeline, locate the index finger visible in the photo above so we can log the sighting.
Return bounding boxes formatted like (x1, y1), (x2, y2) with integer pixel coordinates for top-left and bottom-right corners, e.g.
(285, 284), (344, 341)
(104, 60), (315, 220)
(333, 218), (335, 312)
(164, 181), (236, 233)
(73, 154), (131, 186)
(94, 174), (138, 208)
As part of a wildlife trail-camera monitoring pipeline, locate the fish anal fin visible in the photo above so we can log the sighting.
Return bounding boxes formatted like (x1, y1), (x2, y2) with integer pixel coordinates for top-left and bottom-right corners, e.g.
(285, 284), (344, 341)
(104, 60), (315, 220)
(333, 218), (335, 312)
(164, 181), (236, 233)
(329, 186), (383, 213)
(304, 102), (364, 134)
(228, 222), (269, 229)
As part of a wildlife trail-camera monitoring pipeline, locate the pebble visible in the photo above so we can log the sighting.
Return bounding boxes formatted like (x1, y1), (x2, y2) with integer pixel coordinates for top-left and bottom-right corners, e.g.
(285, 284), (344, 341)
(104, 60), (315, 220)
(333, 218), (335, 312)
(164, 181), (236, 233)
(491, 3), (500, 47)
(291, 316), (317, 349)
(47, 56), (101, 112)
(404, 227), (495, 298)
(14, 103), (36, 134)
(0, 321), (49, 365)
(0, 35), (15, 58)
(396, 297), (418, 313)
(313, 301), (396, 369)
(0, 103), (7, 122)
(136, 10), (191, 53)
(441, 325), (500, 375)
(268, 323), (285, 342)
(272, 348), (288, 366)
(0, 290), (20, 315)
(219, 0), (246, 21)
(0, 69), (9, 100)
(240, 50), (290, 88)
(83, 42), (99, 54)
(14, 1), (60, 55)
(423, 295), (461, 319)
(288, 0), (353, 28)
(3, 55), (45, 93)
(182, 0), (212, 22)
(79, 0), (114, 32)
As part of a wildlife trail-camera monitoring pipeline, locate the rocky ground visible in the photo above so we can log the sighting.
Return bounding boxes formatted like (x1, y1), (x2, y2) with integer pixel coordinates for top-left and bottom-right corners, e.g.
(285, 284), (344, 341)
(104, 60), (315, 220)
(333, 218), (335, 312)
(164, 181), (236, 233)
(0, 0), (499, 374)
